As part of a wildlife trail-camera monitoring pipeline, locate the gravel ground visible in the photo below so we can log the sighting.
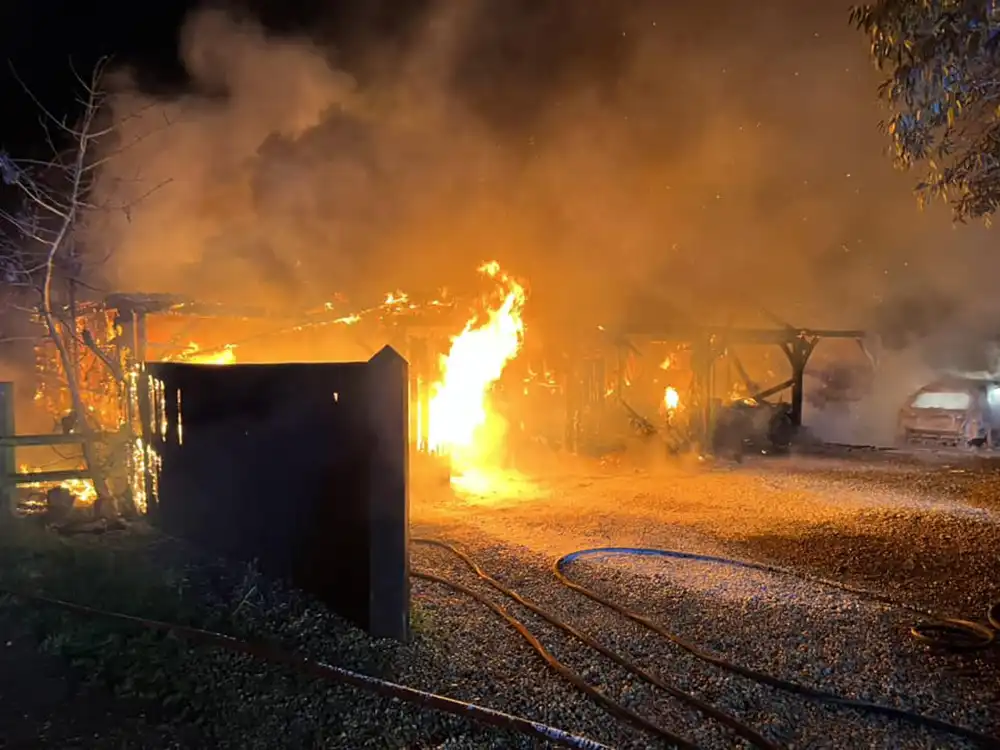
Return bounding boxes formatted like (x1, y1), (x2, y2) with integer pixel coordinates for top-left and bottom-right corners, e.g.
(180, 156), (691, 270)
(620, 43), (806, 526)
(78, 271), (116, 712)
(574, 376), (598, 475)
(4, 448), (999, 748)
(405, 449), (1000, 749)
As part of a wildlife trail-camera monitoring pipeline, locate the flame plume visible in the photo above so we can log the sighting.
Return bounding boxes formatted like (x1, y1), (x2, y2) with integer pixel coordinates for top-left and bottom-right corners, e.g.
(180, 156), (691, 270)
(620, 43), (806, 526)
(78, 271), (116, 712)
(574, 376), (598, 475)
(427, 262), (526, 476)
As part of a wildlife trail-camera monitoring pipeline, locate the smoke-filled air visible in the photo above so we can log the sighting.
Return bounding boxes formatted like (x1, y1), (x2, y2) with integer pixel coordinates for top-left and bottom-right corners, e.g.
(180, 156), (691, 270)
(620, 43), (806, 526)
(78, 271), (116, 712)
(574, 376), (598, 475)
(79, 0), (1000, 444)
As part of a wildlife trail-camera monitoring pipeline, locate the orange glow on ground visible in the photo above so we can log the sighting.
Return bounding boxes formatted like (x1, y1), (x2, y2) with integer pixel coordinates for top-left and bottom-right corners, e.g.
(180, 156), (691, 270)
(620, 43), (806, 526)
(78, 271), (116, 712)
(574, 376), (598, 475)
(448, 467), (549, 506)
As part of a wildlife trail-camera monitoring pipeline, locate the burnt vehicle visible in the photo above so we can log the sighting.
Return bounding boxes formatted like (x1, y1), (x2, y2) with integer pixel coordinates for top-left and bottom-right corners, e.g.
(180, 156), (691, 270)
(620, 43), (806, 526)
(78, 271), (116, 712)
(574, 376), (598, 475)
(896, 377), (1000, 448)
(711, 398), (795, 459)
(806, 361), (873, 411)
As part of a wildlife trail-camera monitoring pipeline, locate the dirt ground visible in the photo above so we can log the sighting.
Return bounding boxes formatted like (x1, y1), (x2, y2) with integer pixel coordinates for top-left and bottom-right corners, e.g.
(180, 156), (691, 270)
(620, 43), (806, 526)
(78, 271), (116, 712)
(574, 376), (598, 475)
(3, 446), (999, 747)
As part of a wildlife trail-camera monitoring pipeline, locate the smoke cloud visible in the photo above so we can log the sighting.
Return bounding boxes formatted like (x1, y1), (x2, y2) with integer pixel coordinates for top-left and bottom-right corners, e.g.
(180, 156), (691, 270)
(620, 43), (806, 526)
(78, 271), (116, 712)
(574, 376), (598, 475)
(80, 0), (1000, 439)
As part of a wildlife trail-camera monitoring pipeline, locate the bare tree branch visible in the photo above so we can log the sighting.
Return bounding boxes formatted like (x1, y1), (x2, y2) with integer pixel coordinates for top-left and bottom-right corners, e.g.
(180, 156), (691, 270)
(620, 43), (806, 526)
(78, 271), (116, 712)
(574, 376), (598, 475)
(0, 59), (172, 518)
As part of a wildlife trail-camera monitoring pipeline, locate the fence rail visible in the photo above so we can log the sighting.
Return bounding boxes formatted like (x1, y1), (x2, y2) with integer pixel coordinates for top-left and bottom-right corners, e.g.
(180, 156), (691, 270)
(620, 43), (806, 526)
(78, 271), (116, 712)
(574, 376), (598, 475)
(0, 382), (99, 512)
(0, 433), (108, 448)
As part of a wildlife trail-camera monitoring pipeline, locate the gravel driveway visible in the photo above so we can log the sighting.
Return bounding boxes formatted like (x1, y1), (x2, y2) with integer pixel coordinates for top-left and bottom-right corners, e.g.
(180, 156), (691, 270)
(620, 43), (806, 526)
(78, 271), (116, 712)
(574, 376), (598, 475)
(407, 450), (1000, 749)
(3, 450), (998, 748)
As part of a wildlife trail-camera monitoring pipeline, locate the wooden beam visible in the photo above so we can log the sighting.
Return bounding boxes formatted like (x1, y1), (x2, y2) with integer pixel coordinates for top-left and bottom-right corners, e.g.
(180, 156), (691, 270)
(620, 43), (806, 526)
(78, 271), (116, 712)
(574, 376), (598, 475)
(11, 469), (89, 485)
(638, 326), (866, 345)
(0, 433), (107, 447)
(751, 378), (795, 402)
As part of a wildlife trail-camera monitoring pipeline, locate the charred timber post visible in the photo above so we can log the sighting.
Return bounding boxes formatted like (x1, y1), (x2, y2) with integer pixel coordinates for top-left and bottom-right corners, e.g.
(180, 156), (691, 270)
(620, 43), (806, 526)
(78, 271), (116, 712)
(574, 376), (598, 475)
(0, 383), (14, 516)
(780, 336), (819, 428)
(136, 365), (157, 518)
(690, 336), (723, 450)
(564, 364), (579, 455)
(407, 336), (431, 452)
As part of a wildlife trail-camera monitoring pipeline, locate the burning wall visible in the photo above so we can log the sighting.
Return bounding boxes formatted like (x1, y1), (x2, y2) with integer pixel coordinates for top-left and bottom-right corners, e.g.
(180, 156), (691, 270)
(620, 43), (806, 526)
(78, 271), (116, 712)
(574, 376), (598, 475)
(33, 305), (129, 433)
(26, 306), (131, 508)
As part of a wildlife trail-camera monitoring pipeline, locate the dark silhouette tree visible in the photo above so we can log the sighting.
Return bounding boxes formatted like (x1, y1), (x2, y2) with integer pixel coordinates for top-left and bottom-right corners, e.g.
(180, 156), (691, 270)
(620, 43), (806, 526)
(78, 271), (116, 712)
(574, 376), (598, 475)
(0, 59), (165, 518)
(852, 1), (1000, 220)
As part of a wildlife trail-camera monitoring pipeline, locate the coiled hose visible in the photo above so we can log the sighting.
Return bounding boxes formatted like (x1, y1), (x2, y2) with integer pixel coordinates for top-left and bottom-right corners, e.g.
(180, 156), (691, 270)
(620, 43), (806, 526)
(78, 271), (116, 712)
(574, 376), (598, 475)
(0, 587), (611, 750)
(554, 547), (999, 749)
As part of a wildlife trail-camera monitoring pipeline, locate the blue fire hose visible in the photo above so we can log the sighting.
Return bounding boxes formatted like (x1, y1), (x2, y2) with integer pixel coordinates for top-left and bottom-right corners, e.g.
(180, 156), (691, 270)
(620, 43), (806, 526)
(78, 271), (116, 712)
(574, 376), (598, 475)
(554, 547), (999, 749)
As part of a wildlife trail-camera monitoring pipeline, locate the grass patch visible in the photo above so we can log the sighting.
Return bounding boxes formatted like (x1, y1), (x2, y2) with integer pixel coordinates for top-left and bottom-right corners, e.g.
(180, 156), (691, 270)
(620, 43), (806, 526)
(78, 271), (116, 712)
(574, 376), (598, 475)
(0, 518), (412, 748)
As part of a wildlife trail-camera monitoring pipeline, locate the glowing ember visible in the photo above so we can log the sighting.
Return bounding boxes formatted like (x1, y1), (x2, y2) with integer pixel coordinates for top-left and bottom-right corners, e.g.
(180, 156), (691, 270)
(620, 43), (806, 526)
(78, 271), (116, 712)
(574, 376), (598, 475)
(18, 464), (97, 507)
(664, 386), (680, 411)
(173, 342), (236, 365)
(427, 261), (526, 475)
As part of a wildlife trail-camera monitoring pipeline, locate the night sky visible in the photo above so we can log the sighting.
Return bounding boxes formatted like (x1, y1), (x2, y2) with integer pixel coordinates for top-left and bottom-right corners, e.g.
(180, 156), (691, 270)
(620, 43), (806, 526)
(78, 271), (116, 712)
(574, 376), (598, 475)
(0, 0), (648, 149)
(1, 0), (184, 148)
(0, 0), (439, 146)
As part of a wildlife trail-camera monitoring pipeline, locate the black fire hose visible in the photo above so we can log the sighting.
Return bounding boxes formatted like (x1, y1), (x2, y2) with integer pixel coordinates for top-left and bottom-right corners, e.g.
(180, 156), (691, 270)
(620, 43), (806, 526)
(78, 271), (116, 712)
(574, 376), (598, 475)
(5, 547), (996, 749)
(412, 570), (698, 750)
(0, 588), (612, 750)
(555, 548), (999, 750)
(413, 538), (776, 750)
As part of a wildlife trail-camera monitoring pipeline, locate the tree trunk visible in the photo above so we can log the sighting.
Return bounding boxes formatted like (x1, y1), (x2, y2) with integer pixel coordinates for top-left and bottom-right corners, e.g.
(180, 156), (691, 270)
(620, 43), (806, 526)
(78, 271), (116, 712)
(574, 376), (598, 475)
(41, 308), (118, 518)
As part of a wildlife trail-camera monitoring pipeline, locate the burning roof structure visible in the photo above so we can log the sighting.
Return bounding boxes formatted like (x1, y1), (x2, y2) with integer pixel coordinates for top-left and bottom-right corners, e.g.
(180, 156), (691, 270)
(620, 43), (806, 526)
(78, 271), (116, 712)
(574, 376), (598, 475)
(32, 262), (554, 500)
(28, 256), (878, 516)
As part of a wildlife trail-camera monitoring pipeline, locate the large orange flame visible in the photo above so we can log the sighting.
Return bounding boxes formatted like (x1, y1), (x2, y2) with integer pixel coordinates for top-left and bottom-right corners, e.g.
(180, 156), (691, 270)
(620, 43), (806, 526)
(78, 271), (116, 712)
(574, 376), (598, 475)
(427, 261), (526, 475)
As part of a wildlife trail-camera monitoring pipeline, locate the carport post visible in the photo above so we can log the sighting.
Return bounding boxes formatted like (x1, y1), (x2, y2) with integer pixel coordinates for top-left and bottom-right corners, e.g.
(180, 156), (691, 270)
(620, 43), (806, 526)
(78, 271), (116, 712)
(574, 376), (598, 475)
(783, 336), (818, 428)
(0, 382), (13, 517)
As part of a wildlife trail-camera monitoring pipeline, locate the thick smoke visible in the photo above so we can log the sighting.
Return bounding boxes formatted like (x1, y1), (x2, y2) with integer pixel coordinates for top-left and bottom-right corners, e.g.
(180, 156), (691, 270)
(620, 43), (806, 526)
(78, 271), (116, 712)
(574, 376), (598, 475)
(81, 0), (1000, 439)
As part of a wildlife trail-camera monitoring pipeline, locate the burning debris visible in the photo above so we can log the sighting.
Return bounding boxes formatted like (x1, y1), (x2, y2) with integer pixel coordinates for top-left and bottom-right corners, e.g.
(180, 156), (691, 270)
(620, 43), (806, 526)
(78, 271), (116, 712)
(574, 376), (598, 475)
(21, 249), (884, 517)
(663, 386), (680, 411)
(167, 342), (237, 365)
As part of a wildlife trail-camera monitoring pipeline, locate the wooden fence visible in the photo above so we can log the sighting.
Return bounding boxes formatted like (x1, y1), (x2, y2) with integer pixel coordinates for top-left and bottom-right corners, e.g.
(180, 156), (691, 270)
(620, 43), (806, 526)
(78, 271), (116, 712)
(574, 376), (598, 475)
(0, 345), (411, 643)
(139, 345), (411, 641)
(0, 382), (101, 512)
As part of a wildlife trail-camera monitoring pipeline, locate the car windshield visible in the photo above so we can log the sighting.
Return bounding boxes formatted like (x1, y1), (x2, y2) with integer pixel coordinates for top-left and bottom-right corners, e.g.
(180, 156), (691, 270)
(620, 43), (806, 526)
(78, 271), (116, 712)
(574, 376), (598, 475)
(989, 386), (1000, 408)
(911, 391), (971, 410)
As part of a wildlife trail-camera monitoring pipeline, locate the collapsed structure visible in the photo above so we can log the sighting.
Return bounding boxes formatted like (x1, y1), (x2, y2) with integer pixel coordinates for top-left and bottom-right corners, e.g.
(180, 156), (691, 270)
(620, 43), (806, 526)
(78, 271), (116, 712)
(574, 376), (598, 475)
(29, 262), (875, 512)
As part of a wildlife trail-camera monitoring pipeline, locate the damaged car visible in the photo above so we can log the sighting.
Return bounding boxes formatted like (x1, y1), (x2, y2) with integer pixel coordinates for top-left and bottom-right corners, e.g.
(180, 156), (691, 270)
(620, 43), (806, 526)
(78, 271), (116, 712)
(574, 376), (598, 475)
(896, 377), (1000, 448)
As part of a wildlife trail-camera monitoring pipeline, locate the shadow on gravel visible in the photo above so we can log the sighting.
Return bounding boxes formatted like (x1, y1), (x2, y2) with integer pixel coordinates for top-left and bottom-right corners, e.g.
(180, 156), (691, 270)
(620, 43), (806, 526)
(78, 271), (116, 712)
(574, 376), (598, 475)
(729, 520), (1000, 613)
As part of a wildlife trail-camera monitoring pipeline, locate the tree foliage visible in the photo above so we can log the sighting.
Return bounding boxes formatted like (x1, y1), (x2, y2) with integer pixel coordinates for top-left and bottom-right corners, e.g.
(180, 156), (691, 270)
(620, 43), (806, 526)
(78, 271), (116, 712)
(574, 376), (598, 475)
(852, 0), (1000, 220)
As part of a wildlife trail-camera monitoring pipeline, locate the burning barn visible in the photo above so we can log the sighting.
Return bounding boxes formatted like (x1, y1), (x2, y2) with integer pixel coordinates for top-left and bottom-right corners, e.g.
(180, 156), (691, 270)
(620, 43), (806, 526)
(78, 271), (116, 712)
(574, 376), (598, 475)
(26, 255), (879, 519)
(29, 262), (578, 508)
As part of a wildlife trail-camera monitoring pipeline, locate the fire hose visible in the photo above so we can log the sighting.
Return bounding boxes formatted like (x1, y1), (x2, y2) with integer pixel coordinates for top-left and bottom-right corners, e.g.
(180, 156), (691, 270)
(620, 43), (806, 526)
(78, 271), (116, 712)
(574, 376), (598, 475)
(413, 539), (999, 750)
(413, 539), (773, 750)
(0, 587), (611, 750)
(3, 543), (998, 749)
(553, 547), (1000, 749)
